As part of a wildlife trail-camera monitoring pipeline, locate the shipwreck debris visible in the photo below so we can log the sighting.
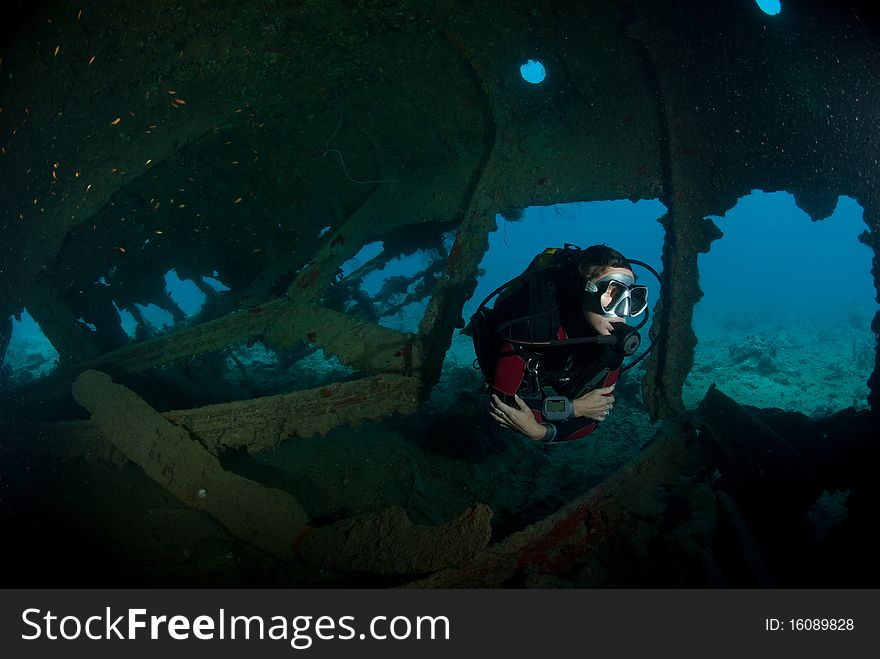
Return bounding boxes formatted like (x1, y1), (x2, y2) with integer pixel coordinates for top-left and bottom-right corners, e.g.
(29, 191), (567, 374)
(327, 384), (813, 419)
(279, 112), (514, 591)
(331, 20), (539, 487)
(693, 384), (820, 522)
(71, 369), (309, 560)
(299, 504), (493, 576)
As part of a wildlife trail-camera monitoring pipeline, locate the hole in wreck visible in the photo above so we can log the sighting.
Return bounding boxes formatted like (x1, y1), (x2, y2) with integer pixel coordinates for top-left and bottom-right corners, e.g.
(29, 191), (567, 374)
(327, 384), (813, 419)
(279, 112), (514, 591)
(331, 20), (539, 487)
(164, 269), (207, 317)
(222, 343), (359, 397)
(1, 309), (60, 385)
(203, 271), (231, 293)
(108, 269), (232, 341)
(689, 191), (875, 415)
(519, 59), (547, 84)
(113, 302), (138, 339)
(755, 0), (782, 17)
(136, 303), (177, 333)
(328, 225), (456, 334)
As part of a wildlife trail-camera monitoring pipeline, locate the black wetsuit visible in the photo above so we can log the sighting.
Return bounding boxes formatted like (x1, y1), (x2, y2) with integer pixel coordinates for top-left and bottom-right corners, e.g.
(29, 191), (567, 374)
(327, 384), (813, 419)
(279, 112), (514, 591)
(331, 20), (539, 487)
(487, 267), (622, 442)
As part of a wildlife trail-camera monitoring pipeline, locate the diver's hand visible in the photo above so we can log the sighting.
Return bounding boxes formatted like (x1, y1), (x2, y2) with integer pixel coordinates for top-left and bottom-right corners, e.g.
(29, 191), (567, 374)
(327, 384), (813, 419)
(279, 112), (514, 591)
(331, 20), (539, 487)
(573, 385), (616, 421)
(489, 394), (546, 441)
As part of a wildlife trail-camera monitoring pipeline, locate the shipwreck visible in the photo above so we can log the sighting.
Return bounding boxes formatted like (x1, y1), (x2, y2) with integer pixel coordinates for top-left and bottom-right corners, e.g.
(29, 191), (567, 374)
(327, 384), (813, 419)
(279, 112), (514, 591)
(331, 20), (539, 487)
(0, 0), (877, 587)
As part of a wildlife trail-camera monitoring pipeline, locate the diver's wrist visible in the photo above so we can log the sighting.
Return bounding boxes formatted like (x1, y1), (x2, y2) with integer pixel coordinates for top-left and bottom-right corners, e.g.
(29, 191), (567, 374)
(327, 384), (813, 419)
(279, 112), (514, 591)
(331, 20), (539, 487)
(527, 423), (547, 441)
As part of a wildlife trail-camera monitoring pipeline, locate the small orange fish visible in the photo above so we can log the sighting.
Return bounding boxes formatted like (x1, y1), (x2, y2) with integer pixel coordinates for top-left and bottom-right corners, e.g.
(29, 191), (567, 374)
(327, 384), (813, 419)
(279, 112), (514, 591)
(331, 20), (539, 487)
(110, 117), (121, 126)
(234, 197), (242, 204)
(172, 98), (186, 106)
(177, 203), (186, 208)
(54, 45), (60, 57)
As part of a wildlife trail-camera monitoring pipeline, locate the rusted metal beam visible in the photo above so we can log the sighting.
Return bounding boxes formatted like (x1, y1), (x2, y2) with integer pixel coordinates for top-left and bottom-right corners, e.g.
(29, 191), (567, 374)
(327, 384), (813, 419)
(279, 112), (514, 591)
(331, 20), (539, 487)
(87, 298), (290, 373)
(169, 373), (421, 454)
(265, 302), (421, 376)
(26, 275), (101, 365)
(13, 373), (421, 456)
(82, 296), (420, 377)
(72, 370), (309, 560)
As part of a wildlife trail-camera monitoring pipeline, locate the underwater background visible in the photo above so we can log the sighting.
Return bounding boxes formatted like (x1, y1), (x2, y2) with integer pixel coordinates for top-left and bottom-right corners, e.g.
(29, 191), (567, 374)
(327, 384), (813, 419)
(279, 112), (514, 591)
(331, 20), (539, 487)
(1, 0), (878, 587)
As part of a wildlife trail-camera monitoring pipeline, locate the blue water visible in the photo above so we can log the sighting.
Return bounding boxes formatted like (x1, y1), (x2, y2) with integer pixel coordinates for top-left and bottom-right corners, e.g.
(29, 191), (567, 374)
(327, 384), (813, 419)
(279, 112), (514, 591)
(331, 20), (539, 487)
(697, 192), (873, 327)
(465, 199), (666, 323)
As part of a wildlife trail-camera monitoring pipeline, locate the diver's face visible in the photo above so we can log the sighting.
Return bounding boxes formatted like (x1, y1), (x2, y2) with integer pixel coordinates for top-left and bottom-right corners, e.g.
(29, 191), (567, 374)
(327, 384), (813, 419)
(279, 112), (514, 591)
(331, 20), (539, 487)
(584, 266), (635, 335)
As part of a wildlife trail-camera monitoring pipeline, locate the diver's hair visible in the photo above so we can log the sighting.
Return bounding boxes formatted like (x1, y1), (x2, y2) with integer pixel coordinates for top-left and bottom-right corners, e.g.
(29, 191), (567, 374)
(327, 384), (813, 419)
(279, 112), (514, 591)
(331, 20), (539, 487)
(577, 244), (633, 281)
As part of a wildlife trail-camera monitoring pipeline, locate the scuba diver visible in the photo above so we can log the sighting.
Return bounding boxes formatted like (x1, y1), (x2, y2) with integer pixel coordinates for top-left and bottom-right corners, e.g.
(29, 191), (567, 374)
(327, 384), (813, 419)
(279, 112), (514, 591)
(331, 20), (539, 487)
(463, 243), (659, 443)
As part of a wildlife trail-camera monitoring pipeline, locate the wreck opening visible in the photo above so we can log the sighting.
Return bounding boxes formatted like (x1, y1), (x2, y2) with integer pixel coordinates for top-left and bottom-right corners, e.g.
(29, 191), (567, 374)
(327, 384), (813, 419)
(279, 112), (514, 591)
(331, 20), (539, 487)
(112, 302), (138, 339)
(203, 273), (231, 294)
(1, 309), (60, 385)
(519, 59), (547, 84)
(755, 0), (783, 16)
(164, 269), (207, 318)
(221, 343), (359, 399)
(328, 225), (457, 334)
(688, 191), (875, 414)
(135, 303), (177, 335)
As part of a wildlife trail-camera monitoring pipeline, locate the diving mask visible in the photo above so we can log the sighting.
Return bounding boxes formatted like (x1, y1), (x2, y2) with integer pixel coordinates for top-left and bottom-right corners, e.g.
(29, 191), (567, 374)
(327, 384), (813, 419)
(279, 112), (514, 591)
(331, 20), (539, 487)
(585, 273), (648, 318)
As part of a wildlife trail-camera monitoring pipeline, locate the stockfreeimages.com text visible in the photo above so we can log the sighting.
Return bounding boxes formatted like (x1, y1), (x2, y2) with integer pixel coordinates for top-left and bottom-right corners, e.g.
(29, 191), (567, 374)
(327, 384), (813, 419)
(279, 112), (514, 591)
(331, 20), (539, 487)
(22, 607), (450, 649)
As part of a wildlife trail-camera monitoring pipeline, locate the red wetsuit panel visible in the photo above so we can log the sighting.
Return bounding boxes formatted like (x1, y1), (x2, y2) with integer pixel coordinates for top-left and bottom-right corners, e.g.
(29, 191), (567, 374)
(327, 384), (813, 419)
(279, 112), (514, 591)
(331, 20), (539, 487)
(489, 327), (621, 443)
(490, 341), (526, 399)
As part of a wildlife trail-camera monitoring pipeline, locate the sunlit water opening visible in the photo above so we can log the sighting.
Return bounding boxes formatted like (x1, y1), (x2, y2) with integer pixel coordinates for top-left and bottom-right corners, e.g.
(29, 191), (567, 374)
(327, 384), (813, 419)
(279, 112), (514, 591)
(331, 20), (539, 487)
(1, 309), (60, 385)
(520, 59), (546, 84)
(690, 191), (874, 415)
(755, 0), (782, 17)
